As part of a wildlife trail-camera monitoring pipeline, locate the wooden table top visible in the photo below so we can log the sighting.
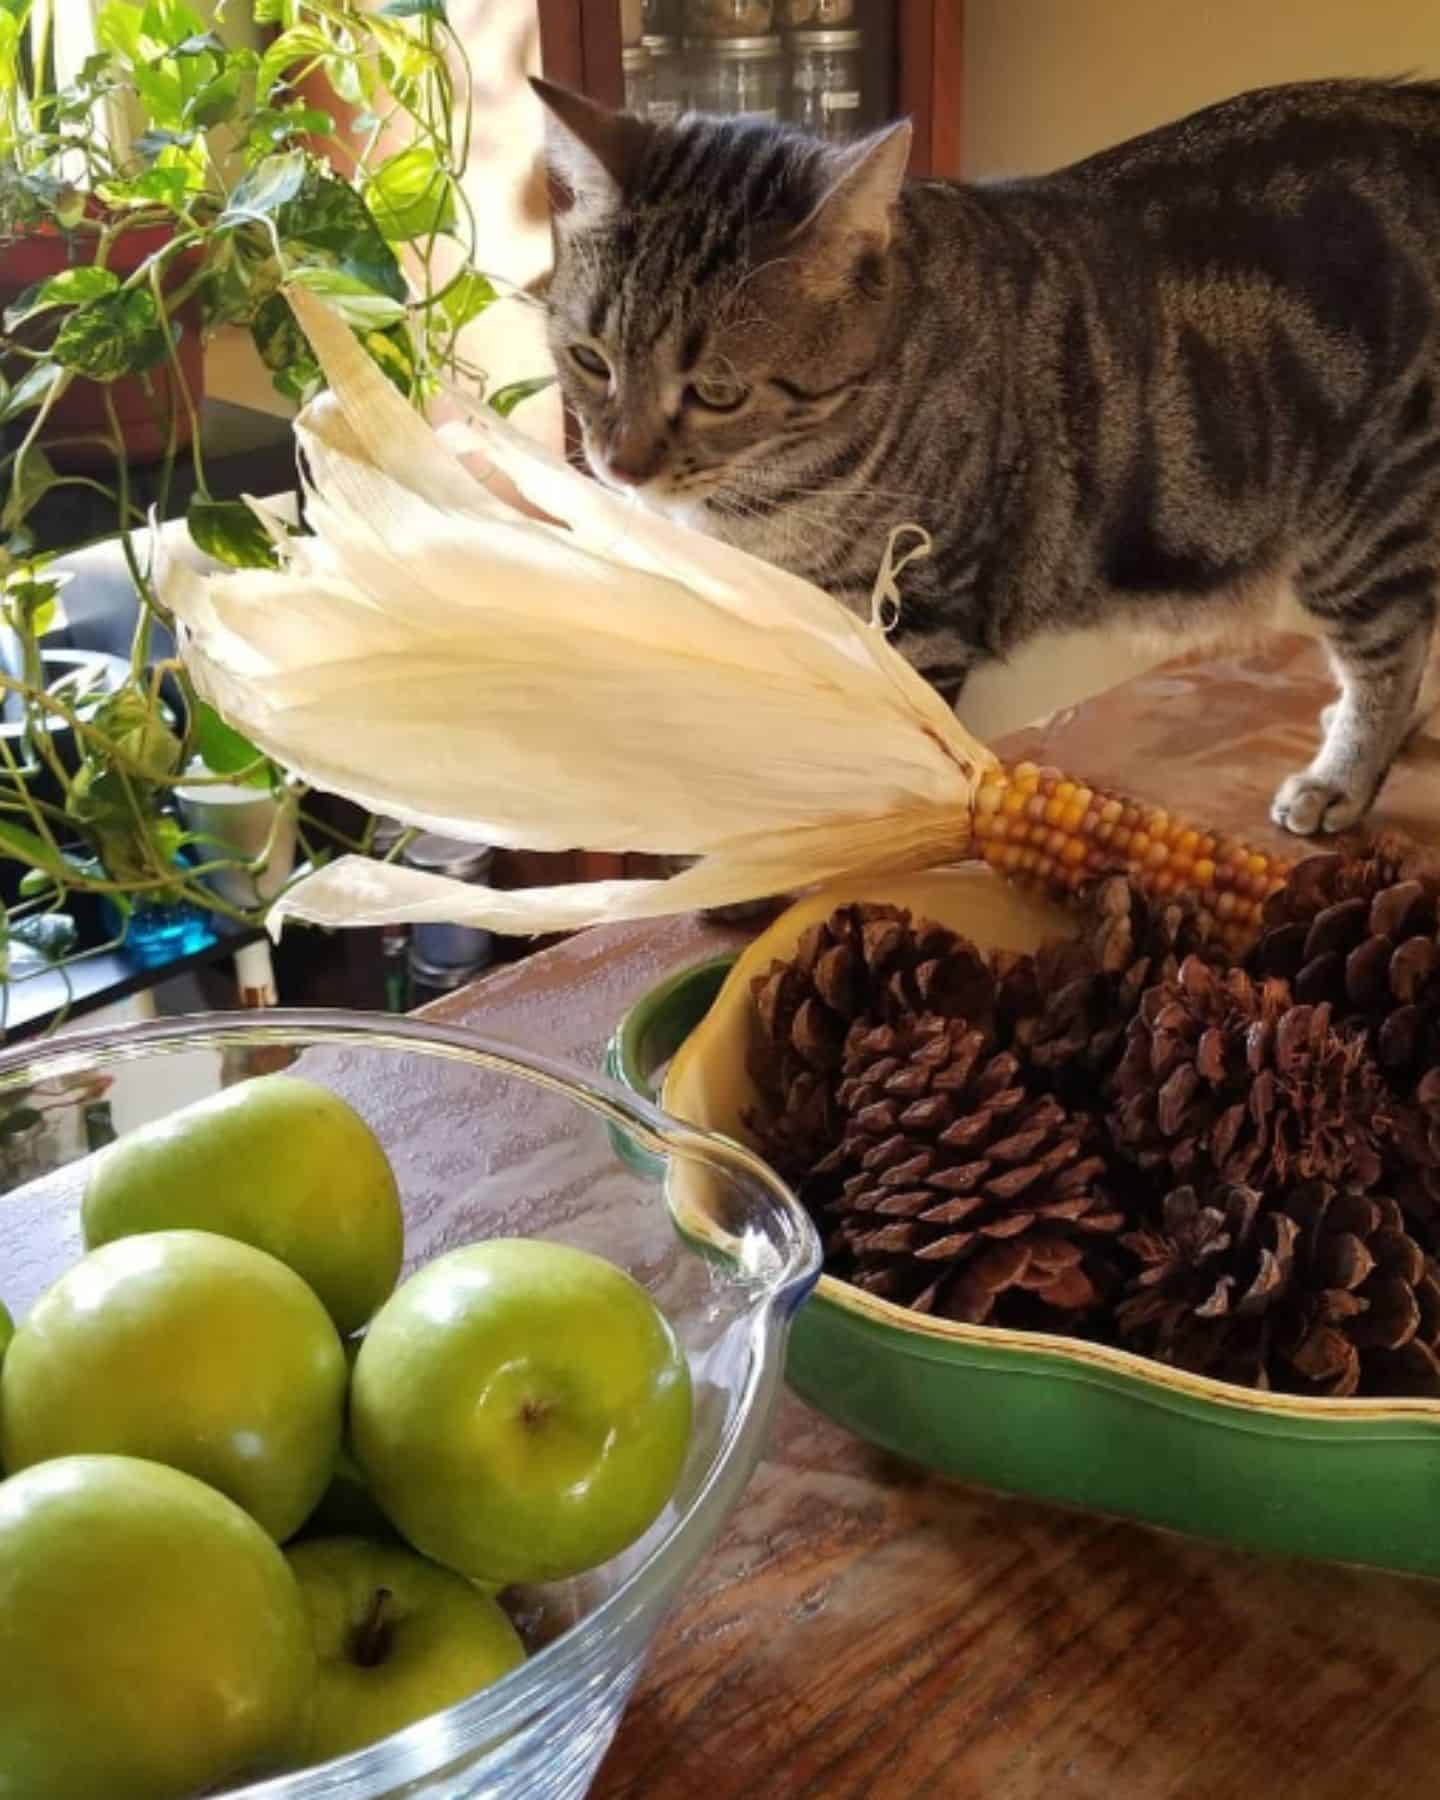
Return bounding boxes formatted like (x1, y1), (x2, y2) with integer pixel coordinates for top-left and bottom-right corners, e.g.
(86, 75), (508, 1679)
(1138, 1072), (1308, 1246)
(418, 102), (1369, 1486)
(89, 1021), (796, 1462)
(427, 632), (1440, 1800)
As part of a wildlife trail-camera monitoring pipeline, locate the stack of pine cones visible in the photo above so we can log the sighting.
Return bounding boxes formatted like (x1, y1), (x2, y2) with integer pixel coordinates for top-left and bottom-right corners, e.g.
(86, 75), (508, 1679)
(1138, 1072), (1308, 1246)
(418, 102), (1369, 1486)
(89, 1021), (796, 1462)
(746, 846), (1440, 1400)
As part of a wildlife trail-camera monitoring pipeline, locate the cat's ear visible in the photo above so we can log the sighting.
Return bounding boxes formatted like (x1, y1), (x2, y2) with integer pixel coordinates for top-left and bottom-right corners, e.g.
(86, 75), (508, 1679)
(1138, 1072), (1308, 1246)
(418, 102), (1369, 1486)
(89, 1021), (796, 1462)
(531, 78), (648, 229)
(792, 121), (912, 288)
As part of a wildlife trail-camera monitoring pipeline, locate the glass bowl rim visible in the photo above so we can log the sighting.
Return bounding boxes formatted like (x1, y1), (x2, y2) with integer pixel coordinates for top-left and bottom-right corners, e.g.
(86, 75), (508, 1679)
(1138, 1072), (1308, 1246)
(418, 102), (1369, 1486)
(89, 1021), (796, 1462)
(0, 1006), (823, 1794)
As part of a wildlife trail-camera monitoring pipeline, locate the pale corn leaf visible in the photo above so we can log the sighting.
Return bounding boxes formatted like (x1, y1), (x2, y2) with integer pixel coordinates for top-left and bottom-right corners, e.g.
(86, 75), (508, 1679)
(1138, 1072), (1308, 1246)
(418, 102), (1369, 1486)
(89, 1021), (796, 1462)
(163, 289), (997, 936)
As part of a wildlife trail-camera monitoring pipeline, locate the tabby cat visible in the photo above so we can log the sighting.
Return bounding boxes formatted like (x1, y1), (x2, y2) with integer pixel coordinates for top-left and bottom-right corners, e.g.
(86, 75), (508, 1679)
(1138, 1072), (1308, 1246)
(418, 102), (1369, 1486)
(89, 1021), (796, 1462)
(535, 76), (1440, 838)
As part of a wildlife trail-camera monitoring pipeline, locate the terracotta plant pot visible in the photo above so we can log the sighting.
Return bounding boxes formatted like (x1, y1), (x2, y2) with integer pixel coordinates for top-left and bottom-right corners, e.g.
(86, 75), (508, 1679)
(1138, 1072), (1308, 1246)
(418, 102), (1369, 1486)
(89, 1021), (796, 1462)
(1, 221), (205, 471)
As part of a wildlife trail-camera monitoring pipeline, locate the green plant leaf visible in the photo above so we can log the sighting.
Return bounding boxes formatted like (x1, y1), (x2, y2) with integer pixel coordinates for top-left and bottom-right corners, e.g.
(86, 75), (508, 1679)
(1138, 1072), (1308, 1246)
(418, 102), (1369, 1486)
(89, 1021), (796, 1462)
(174, 28), (225, 55)
(276, 169), (406, 300)
(96, 0), (145, 64)
(193, 700), (271, 783)
(0, 361), (62, 425)
(257, 23), (330, 101)
(250, 289), (305, 370)
(286, 266), (407, 328)
(141, 0), (208, 47)
(362, 143), (456, 242)
(131, 60), (188, 133)
(378, 0), (448, 18)
(97, 167), (190, 211)
(437, 268), (497, 330)
(52, 289), (172, 380)
(221, 150), (307, 222)
(3, 266), (119, 333)
(488, 375), (555, 418)
(11, 912), (78, 962)
(363, 323), (417, 398)
(248, 103), (334, 149)
(187, 497), (279, 570)
(135, 125), (196, 160)
(323, 50), (370, 108)
(252, 0), (294, 20)
(369, 15), (437, 86)
(0, 820), (69, 879)
(185, 65), (243, 129)
(1, 449), (58, 533)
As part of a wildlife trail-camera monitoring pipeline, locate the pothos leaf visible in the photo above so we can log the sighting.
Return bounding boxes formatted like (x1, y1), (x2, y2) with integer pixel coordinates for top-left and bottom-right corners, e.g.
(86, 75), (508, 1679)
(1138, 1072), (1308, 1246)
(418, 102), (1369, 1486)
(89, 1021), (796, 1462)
(187, 496), (279, 570)
(487, 375), (555, 418)
(52, 289), (172, 380)
(221, 150), (307, 224)
(192, 699), (271, 784)
(1, 449), (58, 532)
(0, 361), (63, 425)
(285, 266), (407, 329)
(3, 265), (119, 333)
(0, 820), (70, 879)
(437, 268), (497, 330)
(362, 143), (456, 243)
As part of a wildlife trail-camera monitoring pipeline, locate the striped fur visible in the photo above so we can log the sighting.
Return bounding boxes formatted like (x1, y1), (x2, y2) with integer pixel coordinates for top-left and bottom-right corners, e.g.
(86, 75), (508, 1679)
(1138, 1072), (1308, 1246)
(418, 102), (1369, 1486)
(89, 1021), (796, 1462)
(538, 78), (1440, 836)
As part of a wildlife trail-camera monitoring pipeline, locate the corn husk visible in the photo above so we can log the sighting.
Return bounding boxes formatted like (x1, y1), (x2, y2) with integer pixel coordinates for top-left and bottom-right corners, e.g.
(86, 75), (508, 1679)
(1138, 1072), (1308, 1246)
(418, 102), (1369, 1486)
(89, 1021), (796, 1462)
(159, 288), (997, 937)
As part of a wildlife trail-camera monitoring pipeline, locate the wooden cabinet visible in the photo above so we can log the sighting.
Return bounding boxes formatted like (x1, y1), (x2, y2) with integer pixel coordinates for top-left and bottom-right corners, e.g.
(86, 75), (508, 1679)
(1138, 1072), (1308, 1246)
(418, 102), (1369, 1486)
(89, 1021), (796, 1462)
(534, 0), (963, 177)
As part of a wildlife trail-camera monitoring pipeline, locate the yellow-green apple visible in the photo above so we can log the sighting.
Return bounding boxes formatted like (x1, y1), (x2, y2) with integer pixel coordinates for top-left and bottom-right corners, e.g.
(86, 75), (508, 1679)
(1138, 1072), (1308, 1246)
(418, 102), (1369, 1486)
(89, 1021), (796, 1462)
(0, 1454), (314, 1799)
(0, 1230), (345, 1540)
(351, 1239), (692, 1583)
(81, 1073), (403, 1335)
(286, 1537), (525, 1763)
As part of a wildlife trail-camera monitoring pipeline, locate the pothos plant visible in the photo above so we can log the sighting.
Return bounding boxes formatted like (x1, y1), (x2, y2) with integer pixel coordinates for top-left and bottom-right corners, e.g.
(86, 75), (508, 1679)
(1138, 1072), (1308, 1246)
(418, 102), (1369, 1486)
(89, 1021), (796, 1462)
(0, 0), (550, 1018)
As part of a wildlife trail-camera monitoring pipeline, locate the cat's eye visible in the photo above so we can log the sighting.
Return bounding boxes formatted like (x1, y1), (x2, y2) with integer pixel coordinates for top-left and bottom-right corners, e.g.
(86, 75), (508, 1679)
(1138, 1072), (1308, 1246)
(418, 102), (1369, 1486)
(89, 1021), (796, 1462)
(569, 344), (611, 381)
(687, 374), (750, 414)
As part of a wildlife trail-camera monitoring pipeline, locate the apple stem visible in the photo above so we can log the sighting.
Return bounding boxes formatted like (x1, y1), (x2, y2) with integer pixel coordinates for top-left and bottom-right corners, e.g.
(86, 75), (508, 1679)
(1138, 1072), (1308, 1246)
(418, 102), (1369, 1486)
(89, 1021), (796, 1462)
(354, 1587), (394, 1668)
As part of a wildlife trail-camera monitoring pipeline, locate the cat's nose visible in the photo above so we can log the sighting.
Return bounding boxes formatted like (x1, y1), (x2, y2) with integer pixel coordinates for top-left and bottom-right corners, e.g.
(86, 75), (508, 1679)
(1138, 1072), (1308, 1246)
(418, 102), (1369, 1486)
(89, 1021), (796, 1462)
(602, 438), (664, 487)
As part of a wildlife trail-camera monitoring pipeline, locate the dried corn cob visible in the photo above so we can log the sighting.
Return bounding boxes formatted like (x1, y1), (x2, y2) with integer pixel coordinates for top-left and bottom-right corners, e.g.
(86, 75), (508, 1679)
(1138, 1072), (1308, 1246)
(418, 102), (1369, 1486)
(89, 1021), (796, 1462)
(972, 762), (1293, 952)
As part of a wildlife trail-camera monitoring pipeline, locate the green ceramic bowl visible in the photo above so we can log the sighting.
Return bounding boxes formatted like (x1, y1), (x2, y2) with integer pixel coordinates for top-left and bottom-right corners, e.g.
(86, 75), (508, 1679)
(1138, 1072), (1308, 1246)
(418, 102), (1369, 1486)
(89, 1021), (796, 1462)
(610, 910), (1440, 1582)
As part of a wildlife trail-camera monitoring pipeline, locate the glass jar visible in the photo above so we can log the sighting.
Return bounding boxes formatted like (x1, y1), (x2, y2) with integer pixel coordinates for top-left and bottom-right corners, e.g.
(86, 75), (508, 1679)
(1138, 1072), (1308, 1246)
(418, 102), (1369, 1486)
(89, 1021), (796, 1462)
(620, 0), (645, 45)
(641, 0), (680, 33)
(643, 35), (688, 123)
(684, 0), (774, 40)
(685, 35), (783, 120)
(788, 27), (863, 139)
(622, 43), (656, 116)
(776, 0), (853, 24)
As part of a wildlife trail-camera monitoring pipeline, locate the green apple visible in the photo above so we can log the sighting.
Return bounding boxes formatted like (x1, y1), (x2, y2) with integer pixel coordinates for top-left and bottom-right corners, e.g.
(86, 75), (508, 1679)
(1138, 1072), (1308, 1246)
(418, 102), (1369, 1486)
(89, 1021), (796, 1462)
(0, 1454), (314, 1799)
(81, 1072), (403, 1335)
(0, 1297), (11, 1370)
(286, 1537), (525, 1764)
(0, 1230), (345, 1541)
(351, 1239), (692, 1584)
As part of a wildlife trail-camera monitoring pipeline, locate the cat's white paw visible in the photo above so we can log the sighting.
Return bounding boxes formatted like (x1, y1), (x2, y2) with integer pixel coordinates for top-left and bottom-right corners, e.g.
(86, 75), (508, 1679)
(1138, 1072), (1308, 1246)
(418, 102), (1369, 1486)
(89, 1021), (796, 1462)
(1270, 771), (1372, 836)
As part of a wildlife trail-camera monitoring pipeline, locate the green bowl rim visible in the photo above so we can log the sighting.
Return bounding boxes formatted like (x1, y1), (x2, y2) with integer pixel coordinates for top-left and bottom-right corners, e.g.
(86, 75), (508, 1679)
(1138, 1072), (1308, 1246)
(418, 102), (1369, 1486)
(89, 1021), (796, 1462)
(611, 953), (1440, 1430)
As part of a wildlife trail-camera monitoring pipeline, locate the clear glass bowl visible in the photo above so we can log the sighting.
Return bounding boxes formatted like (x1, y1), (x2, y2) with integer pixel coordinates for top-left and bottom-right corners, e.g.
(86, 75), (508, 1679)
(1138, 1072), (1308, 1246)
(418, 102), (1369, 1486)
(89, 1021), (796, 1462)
(0, 1010), (822, 1799)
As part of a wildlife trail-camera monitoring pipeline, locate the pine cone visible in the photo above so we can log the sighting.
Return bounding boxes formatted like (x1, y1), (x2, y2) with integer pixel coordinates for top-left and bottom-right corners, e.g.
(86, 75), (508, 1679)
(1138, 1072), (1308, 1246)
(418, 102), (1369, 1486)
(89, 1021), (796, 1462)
(1109, 955), (1389, 1192)
(746, 904), (994, 1178)
(818, 1014), (1126, 1328)
(1117, 1180), (1440, 1397)
(1250, 848), (1440, 1066)
(999, 875), (1216, 1103)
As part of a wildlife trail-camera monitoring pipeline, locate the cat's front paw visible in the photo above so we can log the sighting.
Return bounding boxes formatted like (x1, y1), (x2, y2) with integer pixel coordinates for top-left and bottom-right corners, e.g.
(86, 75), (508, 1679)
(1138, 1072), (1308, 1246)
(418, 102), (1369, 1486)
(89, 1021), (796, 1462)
(1270, 771), (1374, 836)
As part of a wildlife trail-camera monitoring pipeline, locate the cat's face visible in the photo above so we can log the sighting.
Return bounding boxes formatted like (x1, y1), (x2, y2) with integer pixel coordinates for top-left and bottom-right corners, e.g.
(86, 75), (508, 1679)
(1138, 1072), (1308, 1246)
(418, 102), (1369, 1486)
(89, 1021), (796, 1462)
(534, 84), (911, 524)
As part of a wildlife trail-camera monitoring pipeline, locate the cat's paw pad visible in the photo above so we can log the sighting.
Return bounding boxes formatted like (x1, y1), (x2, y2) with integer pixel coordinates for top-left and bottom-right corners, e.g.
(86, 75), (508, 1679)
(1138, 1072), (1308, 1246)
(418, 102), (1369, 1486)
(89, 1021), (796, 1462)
(1270, 772), (1372, 836)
